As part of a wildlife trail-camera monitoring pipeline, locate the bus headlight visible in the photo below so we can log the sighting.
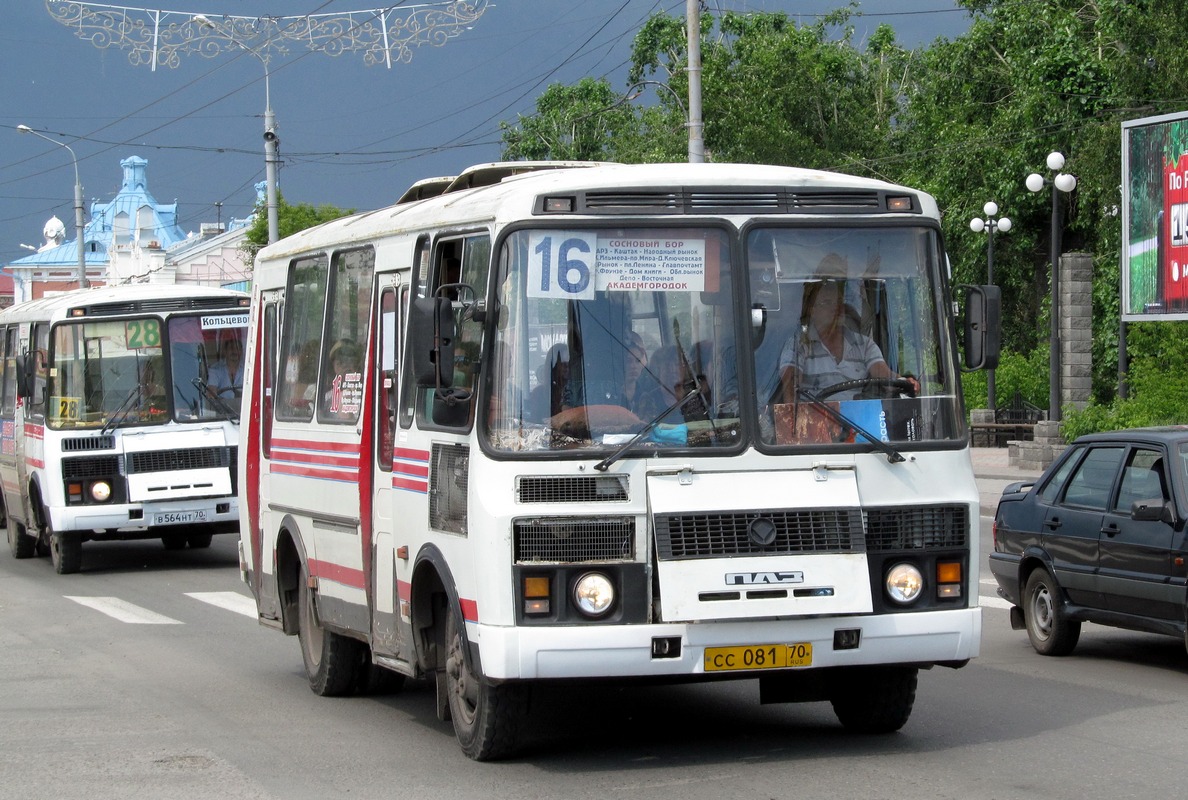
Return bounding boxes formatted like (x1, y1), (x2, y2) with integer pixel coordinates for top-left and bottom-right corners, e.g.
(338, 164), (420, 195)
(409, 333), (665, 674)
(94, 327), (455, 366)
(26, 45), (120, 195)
(885, 563), (924, 605)
(90, 481), (112, 503)
(572, 572), (615, 618)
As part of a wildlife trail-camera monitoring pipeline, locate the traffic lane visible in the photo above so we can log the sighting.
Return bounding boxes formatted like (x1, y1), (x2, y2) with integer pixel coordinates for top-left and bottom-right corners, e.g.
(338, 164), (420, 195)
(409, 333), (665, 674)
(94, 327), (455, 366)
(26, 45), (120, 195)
(3, 540), (1188, 799)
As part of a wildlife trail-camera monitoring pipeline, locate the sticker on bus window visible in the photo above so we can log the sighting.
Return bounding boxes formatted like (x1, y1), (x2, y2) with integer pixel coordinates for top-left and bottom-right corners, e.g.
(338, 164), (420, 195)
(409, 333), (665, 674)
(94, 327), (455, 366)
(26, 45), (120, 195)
(53, 396), (81, 421)
(526, 231), (706, 299)
(125, 319), (161, 349)
(200, 313), (249, 330)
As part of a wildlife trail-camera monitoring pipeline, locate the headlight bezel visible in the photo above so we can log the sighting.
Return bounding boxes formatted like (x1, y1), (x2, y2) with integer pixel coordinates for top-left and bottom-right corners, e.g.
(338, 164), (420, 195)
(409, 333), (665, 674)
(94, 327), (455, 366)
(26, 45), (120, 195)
(571, 571), (615, 618)
(885, 562), (925, 605)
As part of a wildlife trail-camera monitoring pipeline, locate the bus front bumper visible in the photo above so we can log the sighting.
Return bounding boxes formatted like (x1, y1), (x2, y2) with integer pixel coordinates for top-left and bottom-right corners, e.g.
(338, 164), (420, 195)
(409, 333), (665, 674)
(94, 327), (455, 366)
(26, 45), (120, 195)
(469, 607), (981, 681)
(51, 496), (240, 534)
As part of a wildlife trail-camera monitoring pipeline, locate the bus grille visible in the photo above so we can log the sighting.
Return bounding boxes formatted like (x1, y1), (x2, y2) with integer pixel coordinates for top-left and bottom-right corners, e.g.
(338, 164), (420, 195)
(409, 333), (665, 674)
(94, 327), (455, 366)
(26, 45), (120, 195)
(514, 517), (634, 563)
(864, 505), (968, 550)
(429, 443), (469, 534)
(578, 188), (893, 215)
(654, 509), (864, 560)
(516, 474), (628, 503)
(62, 455), (121, 479)
(126, 446), (232, 475)
(62, 436), (115, 452)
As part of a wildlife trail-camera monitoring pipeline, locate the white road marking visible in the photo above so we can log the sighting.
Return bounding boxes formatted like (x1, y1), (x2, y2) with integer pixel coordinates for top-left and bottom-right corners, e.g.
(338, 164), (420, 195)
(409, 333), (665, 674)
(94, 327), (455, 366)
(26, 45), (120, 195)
(185, 591), (258, 618)
(64, 596), (183, 625)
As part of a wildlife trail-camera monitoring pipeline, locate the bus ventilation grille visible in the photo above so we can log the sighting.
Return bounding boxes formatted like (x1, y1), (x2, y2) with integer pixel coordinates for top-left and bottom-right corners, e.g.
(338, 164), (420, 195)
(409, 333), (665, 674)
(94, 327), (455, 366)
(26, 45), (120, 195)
(577, 189), (889, 215)
(863, 505), (968, 551)
(514, 516), (634, 563)
(62, 435), (115, 452)
(653, 508), (864, 560)
(79, 296), (241, 316)
(516, 474), (628, 504)
(62, 455), (121, 479)
(429, 443), (469, 535)
(125, 446), (232, 475)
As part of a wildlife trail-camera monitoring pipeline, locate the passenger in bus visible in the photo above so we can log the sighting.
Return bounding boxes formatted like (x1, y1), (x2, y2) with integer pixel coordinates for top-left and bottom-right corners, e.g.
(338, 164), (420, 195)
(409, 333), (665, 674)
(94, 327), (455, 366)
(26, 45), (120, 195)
(778, 256), (917, 403)
(527, 343), (569, 422)
(138, 356), (168, 420)
(206, 337), (244, 399)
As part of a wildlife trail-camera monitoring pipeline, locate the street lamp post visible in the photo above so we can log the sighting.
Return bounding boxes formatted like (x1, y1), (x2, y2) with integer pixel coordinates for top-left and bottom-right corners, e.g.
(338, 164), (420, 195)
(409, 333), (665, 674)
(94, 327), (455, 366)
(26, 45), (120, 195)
(193, 14), (280, 245)
(17, 125), (90, 289)
(969, 201), (1011, 410)
(1026, 152), (1077, 422)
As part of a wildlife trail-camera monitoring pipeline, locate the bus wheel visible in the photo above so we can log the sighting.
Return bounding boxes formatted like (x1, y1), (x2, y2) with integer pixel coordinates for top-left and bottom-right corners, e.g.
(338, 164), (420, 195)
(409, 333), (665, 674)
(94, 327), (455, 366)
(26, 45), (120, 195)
(829, 666), (917, 734)
(8, 522), (34, 559)
(47, 518), (82, 575)
(444, 607), (528, 761)
(187, 532), (213, 549)
(297, 562), (363, 696)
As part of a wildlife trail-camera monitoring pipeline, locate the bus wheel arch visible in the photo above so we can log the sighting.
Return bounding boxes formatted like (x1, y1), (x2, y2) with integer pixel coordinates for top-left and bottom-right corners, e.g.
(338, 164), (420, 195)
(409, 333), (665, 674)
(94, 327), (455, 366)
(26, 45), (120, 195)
(274, 524), (303, 636)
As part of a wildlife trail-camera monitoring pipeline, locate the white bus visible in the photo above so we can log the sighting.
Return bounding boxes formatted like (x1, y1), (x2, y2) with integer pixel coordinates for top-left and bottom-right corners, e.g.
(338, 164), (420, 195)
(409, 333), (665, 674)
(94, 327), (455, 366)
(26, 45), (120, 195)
(239, 162), (1000, 760)
(1, 284), (250, 574)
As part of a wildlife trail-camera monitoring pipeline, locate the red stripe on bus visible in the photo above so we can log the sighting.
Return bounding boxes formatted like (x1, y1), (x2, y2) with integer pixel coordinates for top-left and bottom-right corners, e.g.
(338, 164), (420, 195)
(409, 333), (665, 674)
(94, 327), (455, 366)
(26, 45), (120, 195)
(273, 449), (358, 468)
(391, 476), (428, 493)
(23, 424), (43, 439)
(26, 458), (44, 469)
(309, 558), (365, 590)
(392, 461), (429, 478)
(397, 580), (412, 601)
(272, 463), (360, 482)
(272, 437), (360, 454)
(459, 598), (479, 622)
(393, 447), (430, 462)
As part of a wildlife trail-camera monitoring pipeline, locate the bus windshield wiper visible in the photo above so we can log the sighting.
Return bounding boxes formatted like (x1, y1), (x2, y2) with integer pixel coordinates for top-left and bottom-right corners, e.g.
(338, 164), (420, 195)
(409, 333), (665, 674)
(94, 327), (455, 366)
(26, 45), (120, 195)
(795, 387), (905, 464)
(101, 386), (143, 435)
(594, 385), (700, 472)
(192, 377), (239, 423)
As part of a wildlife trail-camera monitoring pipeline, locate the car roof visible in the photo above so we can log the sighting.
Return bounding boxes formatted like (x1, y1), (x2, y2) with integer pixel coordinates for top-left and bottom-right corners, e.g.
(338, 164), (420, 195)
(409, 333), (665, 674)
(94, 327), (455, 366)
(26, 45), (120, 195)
(1073, 426), (1188, 447)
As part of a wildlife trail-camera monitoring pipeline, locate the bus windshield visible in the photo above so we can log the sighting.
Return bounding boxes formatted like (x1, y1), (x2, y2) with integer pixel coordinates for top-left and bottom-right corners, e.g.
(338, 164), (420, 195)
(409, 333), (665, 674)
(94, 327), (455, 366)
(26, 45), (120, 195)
(486, 224), (961, 454)
(488, 226), (739, 453)
(49, 311), (249, 429)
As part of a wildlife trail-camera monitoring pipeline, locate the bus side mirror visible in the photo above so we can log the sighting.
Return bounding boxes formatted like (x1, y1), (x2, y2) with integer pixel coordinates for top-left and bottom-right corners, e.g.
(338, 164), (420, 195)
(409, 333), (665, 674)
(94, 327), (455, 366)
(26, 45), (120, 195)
(15, 353), (31, 399)
(410, 296), (456, 389)
(963, 285), (1001, 370)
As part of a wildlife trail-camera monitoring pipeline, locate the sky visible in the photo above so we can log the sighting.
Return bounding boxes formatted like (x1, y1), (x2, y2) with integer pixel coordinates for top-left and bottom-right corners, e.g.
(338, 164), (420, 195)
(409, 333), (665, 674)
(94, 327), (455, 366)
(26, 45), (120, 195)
(0, 1), (973, 268)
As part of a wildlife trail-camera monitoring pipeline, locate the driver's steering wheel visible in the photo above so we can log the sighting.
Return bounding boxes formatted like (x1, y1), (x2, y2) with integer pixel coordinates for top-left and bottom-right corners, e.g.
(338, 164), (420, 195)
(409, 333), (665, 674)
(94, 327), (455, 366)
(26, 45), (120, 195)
(814, 377), (916, 401)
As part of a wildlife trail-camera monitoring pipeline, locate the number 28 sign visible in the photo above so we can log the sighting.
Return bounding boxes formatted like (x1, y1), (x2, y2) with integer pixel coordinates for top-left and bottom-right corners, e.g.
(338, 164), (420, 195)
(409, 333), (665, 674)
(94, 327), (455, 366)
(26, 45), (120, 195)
(527, 231), (707, 300)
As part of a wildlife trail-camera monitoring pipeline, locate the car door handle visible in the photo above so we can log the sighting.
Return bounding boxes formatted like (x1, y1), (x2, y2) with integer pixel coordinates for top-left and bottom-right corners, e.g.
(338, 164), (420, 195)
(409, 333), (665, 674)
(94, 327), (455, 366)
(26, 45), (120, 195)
(1044, 518), (1062, 530)
(1101, 523), (1120, 537)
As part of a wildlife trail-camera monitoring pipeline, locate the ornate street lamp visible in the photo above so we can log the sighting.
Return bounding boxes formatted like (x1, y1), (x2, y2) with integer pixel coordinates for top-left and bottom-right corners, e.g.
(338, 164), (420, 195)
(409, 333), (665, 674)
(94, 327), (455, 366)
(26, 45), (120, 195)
(16, 125), (90, 288)
(970, 202), (1011, 410)
(1027, 152), (1077, 422)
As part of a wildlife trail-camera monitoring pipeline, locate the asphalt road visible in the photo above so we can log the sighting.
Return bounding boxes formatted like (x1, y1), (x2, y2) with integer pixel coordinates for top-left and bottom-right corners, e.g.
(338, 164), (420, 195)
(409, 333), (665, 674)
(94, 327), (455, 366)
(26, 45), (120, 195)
(1, 522), (1185, 800)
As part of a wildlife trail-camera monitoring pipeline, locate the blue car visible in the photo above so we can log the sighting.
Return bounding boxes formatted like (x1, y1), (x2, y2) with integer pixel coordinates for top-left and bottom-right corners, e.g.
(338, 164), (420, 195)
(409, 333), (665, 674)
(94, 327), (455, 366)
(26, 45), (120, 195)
(989, 427), (1188, 656)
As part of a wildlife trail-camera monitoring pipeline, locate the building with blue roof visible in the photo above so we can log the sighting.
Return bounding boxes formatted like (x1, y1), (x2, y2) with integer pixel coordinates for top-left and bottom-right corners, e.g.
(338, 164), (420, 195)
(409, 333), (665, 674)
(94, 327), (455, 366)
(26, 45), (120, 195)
(4, 156), (253, 304)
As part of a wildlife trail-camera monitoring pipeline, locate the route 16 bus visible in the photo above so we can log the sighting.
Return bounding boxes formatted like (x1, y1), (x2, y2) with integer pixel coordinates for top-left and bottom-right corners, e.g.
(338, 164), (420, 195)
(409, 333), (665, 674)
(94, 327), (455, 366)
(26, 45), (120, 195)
(1, 284), (250, 574)
(239, 161), (1000, 760)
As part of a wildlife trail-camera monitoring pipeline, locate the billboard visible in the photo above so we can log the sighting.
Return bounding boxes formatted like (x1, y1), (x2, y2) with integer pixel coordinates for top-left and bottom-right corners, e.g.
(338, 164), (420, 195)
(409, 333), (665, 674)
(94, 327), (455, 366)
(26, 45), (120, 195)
(1122, 110), (1188, 320)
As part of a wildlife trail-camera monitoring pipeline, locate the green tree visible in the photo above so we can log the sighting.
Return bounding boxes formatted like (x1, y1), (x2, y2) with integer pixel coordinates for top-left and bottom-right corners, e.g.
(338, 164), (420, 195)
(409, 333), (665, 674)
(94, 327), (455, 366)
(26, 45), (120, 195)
(240, 193), (355, 263)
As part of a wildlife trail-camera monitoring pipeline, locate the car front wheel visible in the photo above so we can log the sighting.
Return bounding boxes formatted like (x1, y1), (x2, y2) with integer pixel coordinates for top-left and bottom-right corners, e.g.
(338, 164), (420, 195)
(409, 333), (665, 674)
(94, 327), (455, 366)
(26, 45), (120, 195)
(1023, 569), (1081, 656)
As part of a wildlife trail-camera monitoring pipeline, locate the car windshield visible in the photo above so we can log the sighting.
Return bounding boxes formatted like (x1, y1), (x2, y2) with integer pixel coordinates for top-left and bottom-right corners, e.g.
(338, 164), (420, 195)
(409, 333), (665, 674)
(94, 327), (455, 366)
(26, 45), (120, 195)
(48, 311), (249, 429)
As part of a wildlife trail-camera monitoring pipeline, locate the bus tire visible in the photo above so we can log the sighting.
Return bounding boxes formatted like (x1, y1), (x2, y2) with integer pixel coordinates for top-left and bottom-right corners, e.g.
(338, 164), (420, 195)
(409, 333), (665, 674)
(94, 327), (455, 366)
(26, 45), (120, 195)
(48, 523), (82, 575)
(829, 666), (917, 734)
(444, 607), (528, 761)
(297, 563), (363, 697)
(187, 532), (213, 549)
(8, 522), (34, 559)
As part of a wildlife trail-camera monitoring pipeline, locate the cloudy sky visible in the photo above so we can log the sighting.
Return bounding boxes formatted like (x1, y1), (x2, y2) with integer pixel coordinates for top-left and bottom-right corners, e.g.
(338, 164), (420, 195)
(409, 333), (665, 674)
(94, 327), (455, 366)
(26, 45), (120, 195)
(0, 1), (972, 268)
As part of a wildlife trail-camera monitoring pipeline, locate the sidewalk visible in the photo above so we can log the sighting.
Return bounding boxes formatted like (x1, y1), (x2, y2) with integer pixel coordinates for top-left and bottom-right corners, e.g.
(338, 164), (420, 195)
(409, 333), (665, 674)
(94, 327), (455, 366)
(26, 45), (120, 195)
(970, 446), (1044, 518)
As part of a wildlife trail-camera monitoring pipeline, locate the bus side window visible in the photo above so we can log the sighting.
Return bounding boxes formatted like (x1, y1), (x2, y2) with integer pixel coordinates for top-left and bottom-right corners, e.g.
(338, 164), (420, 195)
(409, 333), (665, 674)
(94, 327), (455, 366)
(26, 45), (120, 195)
(29, 324), (49, 418)
(377, 288), (400, 470)
(400, 237), (428, 429)
(0, 326), (15, 417)
(277, 255), (329, 421)
(317, 247), (375, 424)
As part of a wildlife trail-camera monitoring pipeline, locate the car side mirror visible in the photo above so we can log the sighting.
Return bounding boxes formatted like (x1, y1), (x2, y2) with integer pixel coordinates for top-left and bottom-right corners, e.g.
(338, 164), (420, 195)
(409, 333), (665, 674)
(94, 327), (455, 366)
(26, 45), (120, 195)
(1131, 498), (1176, 525)
(963, 285), (1001, 370)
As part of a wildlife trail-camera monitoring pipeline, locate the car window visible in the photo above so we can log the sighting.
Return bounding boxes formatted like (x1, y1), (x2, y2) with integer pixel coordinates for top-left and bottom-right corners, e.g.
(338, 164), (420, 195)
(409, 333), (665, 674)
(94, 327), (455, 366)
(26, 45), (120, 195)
(1038, 447), (1082, 504)
(1062, 446), (1124, 510)
(1113, 447), (1168, 512)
